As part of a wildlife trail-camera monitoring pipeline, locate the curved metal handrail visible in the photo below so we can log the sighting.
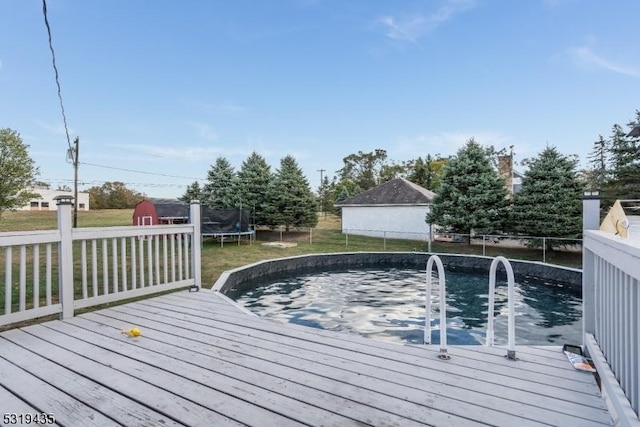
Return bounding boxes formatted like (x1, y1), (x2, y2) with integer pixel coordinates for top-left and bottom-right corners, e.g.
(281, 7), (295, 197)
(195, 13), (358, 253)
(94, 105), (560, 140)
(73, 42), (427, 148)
(486, 256), (517, 360)
(425, 254), (450, 359)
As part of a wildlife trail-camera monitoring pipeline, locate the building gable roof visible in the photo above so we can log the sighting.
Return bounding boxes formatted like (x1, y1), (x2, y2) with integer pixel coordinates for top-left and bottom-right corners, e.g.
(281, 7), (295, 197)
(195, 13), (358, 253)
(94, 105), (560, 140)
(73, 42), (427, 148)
(336, 178), (435, 206)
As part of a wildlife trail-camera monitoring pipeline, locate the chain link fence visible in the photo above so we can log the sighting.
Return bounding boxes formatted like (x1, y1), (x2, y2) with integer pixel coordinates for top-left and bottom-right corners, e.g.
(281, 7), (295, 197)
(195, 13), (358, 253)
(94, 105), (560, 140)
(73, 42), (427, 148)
(257, 226), (583, 268)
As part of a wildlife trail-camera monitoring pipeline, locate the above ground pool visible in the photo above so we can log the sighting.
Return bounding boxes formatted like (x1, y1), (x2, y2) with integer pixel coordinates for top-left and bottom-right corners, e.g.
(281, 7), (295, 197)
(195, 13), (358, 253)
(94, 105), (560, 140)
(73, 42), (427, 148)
(235, 267), (582, 346)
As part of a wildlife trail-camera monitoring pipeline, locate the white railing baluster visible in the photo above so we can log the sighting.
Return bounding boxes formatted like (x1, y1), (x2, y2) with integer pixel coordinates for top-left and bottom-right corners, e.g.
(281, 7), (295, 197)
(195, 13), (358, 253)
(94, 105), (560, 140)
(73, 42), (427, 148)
(102, 239), (108, 295)
(121, 237), (127, 291)
(139, 234), (145, 287)
(154, 234), (160, 286)
(81, 240), (88, 299)
(163, 234), (168, 285)
(45, 244), (52, 306)
(131, 237), (137, 289)
(147, 236), (153, 286)
(19, 245), (26, 312)
(486, 256), (517, 360)
(4, 247), (11, 314)
(184, 233), (190, 279)
(33, 244), (40, 309)
(177, 234), (183, 281)
(91, 239), (98, 298)
(112, 238), (118, 293)
(171, 236), (176, 283)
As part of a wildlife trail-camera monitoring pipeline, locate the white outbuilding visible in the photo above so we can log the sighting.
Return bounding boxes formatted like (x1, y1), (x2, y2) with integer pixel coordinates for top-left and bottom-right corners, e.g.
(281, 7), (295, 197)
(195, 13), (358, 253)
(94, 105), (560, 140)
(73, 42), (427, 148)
(335, 178), (435, 241)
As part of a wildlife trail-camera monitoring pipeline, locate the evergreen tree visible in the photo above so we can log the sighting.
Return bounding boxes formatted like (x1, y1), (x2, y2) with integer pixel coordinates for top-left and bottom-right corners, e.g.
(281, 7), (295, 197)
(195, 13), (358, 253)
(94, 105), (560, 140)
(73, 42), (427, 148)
(606, 119), (640, 204)
(511, 147), (583, 245)
(179, 181), (202, 203)
(317, 175), (334, 217)
(262, 155), (318, 231)
(236, 152), (272, 225)
(333, 184), (351, 215)
(201, 157), (238, 209)
(426, 139), (508, 236)
(582, 136), (609, 192)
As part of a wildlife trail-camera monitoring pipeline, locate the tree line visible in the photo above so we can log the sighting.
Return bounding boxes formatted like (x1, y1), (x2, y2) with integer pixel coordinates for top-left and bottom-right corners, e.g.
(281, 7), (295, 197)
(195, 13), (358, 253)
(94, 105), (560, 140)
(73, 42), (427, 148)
(181, 153), (318, 231)
(2, 108), (639, 235)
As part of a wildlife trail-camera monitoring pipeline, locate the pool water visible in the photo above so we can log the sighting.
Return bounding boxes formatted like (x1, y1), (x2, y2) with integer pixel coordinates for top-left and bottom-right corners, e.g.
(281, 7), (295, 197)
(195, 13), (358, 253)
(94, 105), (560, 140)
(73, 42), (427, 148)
(236, 268), (582, 346)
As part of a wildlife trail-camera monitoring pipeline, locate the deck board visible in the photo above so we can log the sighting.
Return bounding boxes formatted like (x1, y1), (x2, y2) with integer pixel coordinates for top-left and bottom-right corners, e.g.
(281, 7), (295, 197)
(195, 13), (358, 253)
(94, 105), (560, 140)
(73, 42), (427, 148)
(0, 289), (613, 427)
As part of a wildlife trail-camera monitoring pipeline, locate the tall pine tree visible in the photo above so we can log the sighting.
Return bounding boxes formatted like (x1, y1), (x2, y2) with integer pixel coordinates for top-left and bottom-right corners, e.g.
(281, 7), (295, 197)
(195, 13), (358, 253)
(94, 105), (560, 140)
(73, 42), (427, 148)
(201, 157), (238, 209)
(607, 118), (640, 204)
(263, 155), (318, 231)
(179, 181), (202, 203)
(427, 138), (507, 234)
(236, 152), (272, 225)
(427, 139), (508, 236)
(511, 147), (583, 244)
(583, 136), (609, 192)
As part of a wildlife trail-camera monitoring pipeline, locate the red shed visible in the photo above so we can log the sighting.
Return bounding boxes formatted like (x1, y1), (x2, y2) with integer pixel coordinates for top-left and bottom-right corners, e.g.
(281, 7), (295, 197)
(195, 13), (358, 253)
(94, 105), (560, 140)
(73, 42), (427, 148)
(133, 198), (189, 226)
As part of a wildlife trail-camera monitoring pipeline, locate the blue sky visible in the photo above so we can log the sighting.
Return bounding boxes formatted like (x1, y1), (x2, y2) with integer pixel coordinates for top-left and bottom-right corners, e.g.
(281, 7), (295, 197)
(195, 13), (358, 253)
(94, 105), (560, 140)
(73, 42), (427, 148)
(1, 0), (639, 198)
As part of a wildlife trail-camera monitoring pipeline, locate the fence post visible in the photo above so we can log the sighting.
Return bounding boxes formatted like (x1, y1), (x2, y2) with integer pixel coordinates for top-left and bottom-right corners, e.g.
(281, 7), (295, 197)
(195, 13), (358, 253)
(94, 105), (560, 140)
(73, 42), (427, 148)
(482, 235), (486, 256)
(310, 228), (313, 245)
(345, 232), (349, 247)
(542, 237), (546, 263)
(190, 201), (202, 291)
(383, 231), (386, 250)
(55, 196), (74, 319)
(582, 192), (600, 342)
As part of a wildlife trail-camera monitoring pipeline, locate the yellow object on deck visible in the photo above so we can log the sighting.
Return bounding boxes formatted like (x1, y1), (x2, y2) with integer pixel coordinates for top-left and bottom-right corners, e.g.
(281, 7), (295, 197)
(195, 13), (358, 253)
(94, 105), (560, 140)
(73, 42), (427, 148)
(122, 327), (141, 337)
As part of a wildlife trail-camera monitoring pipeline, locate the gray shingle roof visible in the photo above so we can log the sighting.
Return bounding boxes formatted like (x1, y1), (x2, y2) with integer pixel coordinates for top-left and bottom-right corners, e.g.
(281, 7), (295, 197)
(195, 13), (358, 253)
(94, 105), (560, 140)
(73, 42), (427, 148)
(336, 178), (435, 206)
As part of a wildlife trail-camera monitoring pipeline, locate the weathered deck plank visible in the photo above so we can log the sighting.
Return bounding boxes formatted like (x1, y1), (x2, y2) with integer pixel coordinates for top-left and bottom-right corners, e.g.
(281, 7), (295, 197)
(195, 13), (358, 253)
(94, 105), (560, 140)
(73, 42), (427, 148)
(116, 295), (610, 426)
(0, 290), (612, 427)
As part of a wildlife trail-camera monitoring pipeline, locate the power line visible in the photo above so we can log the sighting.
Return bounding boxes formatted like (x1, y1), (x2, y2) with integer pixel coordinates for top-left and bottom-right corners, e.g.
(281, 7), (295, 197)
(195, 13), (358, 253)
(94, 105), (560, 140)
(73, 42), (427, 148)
(79, 161), (201, 180)
(42, 0), (72, 152)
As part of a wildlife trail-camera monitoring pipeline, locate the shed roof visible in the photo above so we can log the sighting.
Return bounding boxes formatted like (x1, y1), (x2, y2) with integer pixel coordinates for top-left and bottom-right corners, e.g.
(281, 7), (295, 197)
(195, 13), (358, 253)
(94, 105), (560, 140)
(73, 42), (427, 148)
(336, 178), (435, 206)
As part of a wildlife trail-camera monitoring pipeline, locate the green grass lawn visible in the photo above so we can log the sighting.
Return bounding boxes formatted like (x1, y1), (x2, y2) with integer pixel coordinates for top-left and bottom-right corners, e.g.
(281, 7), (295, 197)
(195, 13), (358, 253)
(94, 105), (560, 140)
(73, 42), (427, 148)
(1, 209), (582, 293)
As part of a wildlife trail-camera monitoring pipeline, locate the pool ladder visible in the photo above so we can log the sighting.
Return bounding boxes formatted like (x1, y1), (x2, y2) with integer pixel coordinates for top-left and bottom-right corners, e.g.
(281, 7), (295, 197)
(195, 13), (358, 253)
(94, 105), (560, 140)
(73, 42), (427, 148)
(486, 256), (517, 360)
(424, 255), (450, 359)
(424, 255), (517, 361)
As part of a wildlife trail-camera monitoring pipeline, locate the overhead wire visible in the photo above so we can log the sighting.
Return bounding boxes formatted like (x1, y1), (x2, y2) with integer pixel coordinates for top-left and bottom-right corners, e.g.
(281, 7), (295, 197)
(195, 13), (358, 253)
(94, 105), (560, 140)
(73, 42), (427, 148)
(42, 0), (72, 152)
(78, 161), (202, 180)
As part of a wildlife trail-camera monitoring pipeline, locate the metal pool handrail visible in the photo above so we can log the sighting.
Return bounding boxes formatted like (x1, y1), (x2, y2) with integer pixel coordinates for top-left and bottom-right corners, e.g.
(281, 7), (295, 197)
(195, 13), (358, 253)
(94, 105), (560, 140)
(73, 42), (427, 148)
(425, 254), (450, 359)
(486, 256), (517, 360)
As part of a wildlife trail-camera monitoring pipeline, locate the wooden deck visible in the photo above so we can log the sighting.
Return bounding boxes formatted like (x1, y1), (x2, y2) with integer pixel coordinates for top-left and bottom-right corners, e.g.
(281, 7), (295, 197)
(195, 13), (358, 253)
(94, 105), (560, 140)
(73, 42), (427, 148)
(0, 290), (612, 427)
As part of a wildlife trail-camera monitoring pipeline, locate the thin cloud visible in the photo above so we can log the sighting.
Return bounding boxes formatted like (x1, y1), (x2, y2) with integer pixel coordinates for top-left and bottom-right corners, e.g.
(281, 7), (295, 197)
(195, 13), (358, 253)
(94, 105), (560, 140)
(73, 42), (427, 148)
(568, 46), (638, 77)
(393, 130), (511, 158)
(186, 121), (220, 142)
(377, 0), (477, 45)
(35, 120), (76, 138)
(105, 143), (251, 162)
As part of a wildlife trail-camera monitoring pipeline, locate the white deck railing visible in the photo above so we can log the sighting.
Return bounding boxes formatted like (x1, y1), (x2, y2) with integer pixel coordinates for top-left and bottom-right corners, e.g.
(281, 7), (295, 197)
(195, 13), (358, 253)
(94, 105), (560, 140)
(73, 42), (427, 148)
(0, 199), (202, 327)
(583, 229), (640, 423)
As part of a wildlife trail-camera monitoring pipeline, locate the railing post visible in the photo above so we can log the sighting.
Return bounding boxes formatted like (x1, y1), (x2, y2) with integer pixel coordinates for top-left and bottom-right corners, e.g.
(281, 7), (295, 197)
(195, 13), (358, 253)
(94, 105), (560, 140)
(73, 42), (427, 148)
(582, 192), (600, 342)
(190, 201), (202, 292)
(55, 195), (74, 319)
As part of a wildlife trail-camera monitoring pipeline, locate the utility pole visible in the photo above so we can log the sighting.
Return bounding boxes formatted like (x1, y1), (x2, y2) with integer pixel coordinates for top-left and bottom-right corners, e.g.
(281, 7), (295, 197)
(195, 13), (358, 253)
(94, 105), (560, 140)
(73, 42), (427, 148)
(317, 169), (326, 217)
(67, 137), (79, 227)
